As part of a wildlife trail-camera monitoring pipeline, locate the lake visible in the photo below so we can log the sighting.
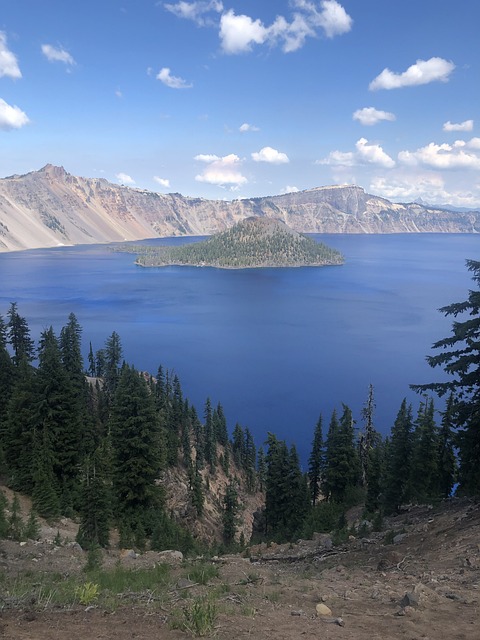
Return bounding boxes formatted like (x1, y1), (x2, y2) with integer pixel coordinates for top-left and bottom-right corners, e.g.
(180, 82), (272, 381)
(0, 234), (478, 463)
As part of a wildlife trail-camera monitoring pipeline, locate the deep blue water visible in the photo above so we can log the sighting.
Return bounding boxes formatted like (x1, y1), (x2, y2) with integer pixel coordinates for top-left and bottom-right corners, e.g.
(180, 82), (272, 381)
(0, 234), (478, 463)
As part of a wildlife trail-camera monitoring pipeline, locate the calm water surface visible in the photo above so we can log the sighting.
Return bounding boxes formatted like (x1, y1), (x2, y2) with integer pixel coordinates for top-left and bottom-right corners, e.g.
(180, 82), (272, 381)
(0, 234), (478, 462)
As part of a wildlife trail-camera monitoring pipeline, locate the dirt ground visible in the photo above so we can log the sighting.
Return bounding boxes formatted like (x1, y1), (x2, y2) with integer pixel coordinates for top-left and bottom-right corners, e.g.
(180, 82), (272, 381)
(1, 497), (479, 640)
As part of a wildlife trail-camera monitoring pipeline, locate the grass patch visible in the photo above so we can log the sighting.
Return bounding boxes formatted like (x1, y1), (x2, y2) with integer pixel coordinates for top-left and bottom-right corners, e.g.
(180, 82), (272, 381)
(170, 596), (218, 637)
(185, 562), (219, 585)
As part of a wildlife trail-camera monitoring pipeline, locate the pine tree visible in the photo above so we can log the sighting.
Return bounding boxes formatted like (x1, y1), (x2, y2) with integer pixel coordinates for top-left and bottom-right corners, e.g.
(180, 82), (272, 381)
(359, 384), (378, 489)
(256, 447), (267, 492)
(3, 358), (37, 492)
(410, 397), (439, 504)
(6, 302), (35, 365)
(24, 508), (41, 540)
(203, 397), (217, 470)
(213, 402), (228, 446)
(437, 394), (457, 498)
(36, 326), (82, 513)
(244, 428), (256, 492)
(323, 406), (360, 503)
(104, 331), (123, 396)
(87, 341), (96, 377)
(8, 493), (24, 540)
(76, 446), (111, 549)
(383, 398), (414, 513)
(109, 365), (164, 538)
(308, 414), (324, 506)
(232, 423), (245, 467)
(0, 491), (8, 538)
(222, 480), (239, 545)
(411, 259), (480, 495)
(0, 315), (15, 468)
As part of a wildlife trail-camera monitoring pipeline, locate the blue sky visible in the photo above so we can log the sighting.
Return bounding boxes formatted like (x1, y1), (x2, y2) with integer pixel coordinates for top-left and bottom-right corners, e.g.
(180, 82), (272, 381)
(1, 0), (480, 206)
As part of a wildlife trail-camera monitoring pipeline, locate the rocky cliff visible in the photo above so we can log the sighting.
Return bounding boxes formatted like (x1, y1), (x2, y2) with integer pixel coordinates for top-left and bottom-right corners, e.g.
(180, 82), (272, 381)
(0, 165), (478, 252)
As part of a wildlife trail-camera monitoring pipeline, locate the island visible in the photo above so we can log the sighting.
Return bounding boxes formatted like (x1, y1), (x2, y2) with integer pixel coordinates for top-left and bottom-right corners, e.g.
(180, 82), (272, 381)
(131, 217), (344, 269)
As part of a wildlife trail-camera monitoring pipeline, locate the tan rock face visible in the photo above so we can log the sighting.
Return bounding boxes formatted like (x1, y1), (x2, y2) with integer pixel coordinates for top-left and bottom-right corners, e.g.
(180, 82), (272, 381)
(1, 164), (479, 252)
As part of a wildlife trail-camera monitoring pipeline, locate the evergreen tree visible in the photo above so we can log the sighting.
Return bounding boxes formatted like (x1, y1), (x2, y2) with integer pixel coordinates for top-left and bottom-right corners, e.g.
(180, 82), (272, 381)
(24, 508), (41, 540)
(0, 491), (8, 538)
(6, 302), (35, 365)
(213, 402), (228, 446)
(103, 331), (123, 396)
(0, 315), (15, 467)
(359, 384), (378, 489)
(8, 493), (24, 540)
(87, 341), (96, 376)
(411, 259), (480, 495)
(383, 398), (414, 513)
(203, 397), (216, 470)
(222, 480), (239, 545)
(109, 365), (164, 538)
(410, 397), (439, 504)
(437, 394), (458, 498)
(256, 447), (267, 492)
(323, 405), (360, 503)
(244, 427), (256, 492)
(191, 467), (204, 516)
(36, 326), (82, 513)
(232, 423), (245, 467)
(76, 445), (111, 549)
(308, 414), (324, 506)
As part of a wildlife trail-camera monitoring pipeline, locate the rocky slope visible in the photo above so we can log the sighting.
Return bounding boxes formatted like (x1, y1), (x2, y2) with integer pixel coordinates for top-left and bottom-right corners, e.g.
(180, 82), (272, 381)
(0, 165), (479, 252)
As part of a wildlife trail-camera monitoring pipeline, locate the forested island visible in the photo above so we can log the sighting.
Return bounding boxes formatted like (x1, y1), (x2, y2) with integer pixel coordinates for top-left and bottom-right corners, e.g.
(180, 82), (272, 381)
(129, 217), (344, 269)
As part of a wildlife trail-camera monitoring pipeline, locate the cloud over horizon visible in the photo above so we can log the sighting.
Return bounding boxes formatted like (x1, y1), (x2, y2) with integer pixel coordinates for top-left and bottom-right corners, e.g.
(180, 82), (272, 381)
(154, 176), (170, 188)
(251, 146), (289, 163)
(398, 137), (480, 170)
(318, 138), (395, 168)
(195, 152), (247, 186)
(369, 57), (455, 91)
(116, 172), (135, 184)
(443, 119), (473, 132)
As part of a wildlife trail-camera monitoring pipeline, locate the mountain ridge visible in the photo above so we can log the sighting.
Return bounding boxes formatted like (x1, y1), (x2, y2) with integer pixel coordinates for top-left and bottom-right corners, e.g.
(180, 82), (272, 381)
(0, 164), (479, 252)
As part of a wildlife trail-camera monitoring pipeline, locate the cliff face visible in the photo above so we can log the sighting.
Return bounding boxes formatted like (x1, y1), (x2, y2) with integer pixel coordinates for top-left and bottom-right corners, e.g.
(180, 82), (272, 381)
(0, 165), (478, 252)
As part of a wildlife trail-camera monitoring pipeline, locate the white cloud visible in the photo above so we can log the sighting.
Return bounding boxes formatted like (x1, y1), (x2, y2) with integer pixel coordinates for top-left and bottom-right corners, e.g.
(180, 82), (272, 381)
(356, 138), (395, 168)
(370, 173), (480, 208)
(0, 98), (30, 130)
(116, 172), (135, 185)
(219, 10), (268, 54)
(239, 122), (260, 132)
(154, 176), (170, 188)
(369, 57), (455, 91)
(251, 146), (289, 164)
(41, 44), (76, 66)
(353, 107), (396, 126)
(195, 153), (247, 186)
(280, 185), (300, 193)
(219, 1), (352, 54)
(318, 138), (394, 168)
(398, 137), (480, 170)
(443, 119), (473, 132)
(0, 32), (22, 79)
(164, 1), (223, 25)
(156, 67), (192, 88)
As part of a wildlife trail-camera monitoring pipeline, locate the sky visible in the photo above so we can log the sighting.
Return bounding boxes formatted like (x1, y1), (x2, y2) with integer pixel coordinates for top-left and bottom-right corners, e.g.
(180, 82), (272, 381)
(1, 0), (480, 207)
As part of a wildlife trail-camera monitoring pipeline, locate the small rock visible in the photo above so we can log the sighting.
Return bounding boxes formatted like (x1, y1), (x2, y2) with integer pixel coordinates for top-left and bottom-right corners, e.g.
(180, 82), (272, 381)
(320, 616), (345, 626)
(157, 549), (184, 562)
(316, 603), (332, 616)
(400, 592), (419, 608)
(120, 548), (137, 559)
(393, 533), (407, 544)
(291, 610), (304, 616)
(176, 578), (195, 589)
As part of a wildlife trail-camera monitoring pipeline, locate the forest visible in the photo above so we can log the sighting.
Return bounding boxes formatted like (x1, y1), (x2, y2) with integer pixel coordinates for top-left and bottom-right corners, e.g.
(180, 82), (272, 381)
(123, 217), (344, 268)
(0, 259), (479, 553)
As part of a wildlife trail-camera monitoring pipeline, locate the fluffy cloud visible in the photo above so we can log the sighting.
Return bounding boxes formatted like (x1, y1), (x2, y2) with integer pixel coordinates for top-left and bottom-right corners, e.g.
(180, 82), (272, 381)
(251, 146), (289, 164)
(156, 67), (192, 88)
(116, 172), (135, 185)
(398, 137), (480, 170)
(154, 176), (170, 188)
(369, 57), (455, 91)
(219, 1), (352, 54)
(195, 153), (247, 186)
(41, 44), (76, 66)
(280, 185), (300, 194)
(443, 119), (473, 132)
(0, 32), (22, 78)
(164, 1), (223, 25)
(370, 173), (480, 208)
(318, 138), (394, 168)
(0, 98), (30, 130)
(353, 107), (396, 126)
(239, 122), (260, 132)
